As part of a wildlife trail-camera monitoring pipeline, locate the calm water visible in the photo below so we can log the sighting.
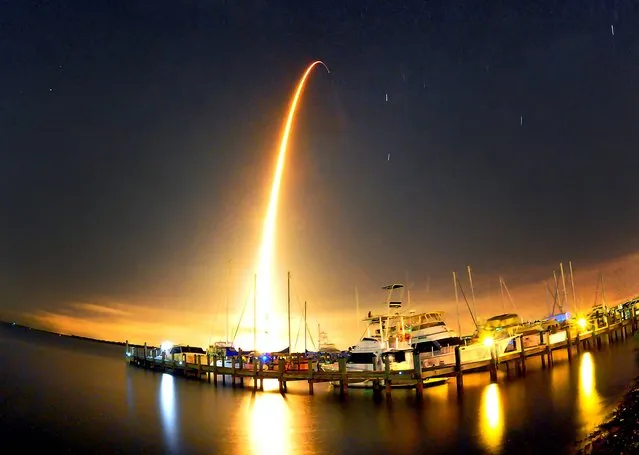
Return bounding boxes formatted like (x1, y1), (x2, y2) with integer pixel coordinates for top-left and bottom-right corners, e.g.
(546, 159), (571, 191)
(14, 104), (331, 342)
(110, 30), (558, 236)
(1, 325), (638, 454)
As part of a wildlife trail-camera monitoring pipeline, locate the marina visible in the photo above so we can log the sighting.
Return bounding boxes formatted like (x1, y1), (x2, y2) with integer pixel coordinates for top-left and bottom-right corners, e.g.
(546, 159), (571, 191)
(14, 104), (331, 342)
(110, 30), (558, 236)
(125, 295), (639, 400)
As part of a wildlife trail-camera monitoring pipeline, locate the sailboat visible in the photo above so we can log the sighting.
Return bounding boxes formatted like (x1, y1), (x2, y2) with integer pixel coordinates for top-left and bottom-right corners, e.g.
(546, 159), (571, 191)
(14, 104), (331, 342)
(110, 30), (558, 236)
(418, 270), (517, 369)
(207, 261), (241, 366)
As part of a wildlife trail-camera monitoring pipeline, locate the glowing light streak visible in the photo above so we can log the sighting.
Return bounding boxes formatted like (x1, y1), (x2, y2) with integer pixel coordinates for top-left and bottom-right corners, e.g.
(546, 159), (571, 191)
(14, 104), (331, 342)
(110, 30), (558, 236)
(578, 352), (602, 430)
(255, 60), (329, 351)
(479, 383), (504, 453)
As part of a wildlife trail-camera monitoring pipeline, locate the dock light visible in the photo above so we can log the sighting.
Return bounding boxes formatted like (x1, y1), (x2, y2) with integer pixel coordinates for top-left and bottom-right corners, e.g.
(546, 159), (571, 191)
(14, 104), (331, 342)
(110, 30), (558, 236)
(161, 341), (173, 353)
(483, 337), (494, 348)
(577, 318), (588, 330)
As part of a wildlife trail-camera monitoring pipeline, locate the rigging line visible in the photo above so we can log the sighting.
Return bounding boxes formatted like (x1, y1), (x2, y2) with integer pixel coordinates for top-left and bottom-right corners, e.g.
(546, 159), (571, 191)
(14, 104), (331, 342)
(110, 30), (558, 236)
(290, 278), (306, 315)
(456, 277), (478, 329)
(293, 314), (302, 352)
(502, 278), (517, 312)
(231, 288), (251, 345)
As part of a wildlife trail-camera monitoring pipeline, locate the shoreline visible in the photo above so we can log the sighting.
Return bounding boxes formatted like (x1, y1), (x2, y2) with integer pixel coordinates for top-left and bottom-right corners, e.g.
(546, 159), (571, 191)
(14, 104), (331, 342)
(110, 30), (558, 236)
(0, 320), (127, 347)
(576, 364), (639, 454)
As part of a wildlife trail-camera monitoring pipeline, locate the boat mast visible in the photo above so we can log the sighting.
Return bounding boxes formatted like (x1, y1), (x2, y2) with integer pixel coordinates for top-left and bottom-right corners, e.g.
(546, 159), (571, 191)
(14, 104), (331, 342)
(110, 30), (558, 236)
(355, 286), (360, 333)
(499, 276), (506, 312)
(453, 271), (461, 335)
(253, 273), (257, 353)
(553, 270), (562, 313)
(560, 262), (569, 313)
(226, 259), (231, 343)
(569, 261), (577, 315)
(467, 265), (478, 322)
(304, 301), (307, 353)
(601, 273), (607, 310)
(287, 271), (291, 354)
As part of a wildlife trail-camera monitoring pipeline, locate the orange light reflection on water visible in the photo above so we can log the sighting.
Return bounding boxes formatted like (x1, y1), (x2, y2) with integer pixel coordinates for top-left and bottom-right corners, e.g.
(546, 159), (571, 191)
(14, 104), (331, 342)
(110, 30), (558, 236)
(245, 394), (292, 455)
(479, 383), (504, 453)
(578, 352), (603, 431)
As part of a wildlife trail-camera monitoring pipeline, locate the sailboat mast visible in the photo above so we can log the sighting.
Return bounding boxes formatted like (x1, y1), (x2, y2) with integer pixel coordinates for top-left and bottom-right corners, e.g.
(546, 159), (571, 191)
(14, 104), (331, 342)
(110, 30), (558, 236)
(287, 271), (291, 354)
(355, 286), (360, 332)
(467, 265), (478, 321)
(560, 262), (569, 313)
(226, 259), (231, 343)
(453, 271), (461, 335)
(304, 301), (307, 353)
(553, 270), (562, 313)
(499, 276), (506, 312)
(253, 273), (257, 353)
(601, 273), (607, 309)
(569, 261), (577, 315)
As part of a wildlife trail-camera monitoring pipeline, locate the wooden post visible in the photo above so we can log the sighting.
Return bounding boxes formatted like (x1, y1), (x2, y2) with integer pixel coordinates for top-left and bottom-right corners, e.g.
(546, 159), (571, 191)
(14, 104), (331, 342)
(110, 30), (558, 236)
(413, 352), (423, 400)
(259, 358), (264, 391)
(253, 356), (258, 391)
(206, 354), (211, 383)
(576, 332), (581, 354)
(232, 354), (238, 387)
(338, 357), (348, 397)
(278, 357), (286, 393)
(455, 345), (464, 393)
(213, 354), (219, 386)
(197, 354), (202, 377)
(307, 358), (314, 395)
(143, 342), (148, 367)
(489, 346), (498, 383)
(540, 333), (546, 369)
(384, 355), (391, 398)
(518, 336), (526, 376)
(565, 328), (572, 362)
(239, 355), (245, 387)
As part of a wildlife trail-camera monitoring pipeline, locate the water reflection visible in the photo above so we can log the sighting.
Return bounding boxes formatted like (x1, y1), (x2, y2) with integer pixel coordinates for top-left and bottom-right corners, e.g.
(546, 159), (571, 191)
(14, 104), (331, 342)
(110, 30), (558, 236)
(247, 393), (291, 455)
(479, 383), (504, 453)
(126, 371), (134, 414)
(160, 373), (178, 453)
(578, 353), (603, 430)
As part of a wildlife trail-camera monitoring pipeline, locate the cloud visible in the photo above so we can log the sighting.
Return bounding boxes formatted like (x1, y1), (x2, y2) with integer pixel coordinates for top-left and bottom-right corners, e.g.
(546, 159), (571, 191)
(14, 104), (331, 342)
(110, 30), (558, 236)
(9, 251), (639, 350)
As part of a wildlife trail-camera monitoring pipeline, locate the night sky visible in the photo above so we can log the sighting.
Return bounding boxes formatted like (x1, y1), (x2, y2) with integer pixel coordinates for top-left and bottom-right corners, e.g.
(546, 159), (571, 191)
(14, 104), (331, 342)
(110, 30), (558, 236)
(2, 1), (639, 347)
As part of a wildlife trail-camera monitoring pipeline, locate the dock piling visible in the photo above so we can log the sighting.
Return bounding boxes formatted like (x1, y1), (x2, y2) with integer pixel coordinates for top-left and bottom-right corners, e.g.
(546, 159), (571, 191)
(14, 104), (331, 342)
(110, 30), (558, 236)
(413, 352), (423, 399)
(455, 345), (464, 393)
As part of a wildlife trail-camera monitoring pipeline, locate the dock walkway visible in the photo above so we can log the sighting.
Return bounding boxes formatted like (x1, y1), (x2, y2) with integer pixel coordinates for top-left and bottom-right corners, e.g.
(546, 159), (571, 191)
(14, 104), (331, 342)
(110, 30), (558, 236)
(125, 310), (639, 399)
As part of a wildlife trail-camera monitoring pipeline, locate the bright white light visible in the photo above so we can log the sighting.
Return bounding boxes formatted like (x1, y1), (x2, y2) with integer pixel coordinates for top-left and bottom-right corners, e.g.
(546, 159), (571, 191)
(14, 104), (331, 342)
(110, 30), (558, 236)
(483, 337), (494, 348)
(161, 341), (173, 353)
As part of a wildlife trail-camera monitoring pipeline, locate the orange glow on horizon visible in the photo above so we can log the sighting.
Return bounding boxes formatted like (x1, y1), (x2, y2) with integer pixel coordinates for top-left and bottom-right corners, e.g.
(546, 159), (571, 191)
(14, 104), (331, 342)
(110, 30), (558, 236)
(254, 60), (329, 352)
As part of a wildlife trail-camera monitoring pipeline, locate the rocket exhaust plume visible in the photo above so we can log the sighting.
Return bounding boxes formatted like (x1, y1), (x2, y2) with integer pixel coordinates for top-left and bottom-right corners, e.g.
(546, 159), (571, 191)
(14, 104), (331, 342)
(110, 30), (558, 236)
(255, 60), (329, 352)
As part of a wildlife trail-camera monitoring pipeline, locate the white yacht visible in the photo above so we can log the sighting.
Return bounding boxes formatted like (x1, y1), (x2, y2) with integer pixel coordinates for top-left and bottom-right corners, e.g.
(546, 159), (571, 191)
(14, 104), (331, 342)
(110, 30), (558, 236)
(327, 283), (447, 388)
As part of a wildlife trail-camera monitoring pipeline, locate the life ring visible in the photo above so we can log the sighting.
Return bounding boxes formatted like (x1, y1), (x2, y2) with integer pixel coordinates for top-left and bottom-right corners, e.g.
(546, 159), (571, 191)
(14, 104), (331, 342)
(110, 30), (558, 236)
(404, 333), (411, 342)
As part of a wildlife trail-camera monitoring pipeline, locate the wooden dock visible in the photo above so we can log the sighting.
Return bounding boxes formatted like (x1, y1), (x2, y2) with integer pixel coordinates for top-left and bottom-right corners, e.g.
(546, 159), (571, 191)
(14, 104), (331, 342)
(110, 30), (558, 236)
(125, 309), (639, 400)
